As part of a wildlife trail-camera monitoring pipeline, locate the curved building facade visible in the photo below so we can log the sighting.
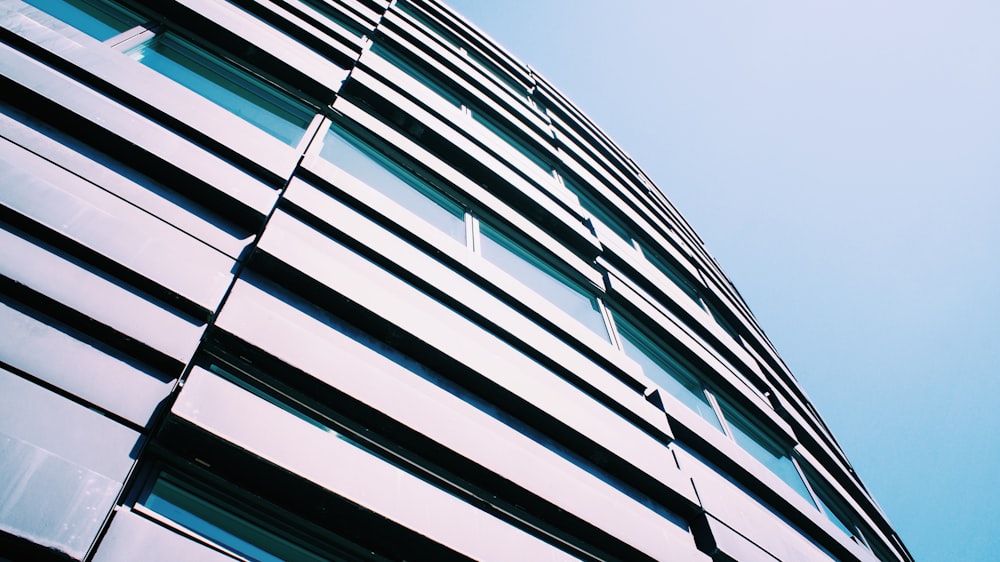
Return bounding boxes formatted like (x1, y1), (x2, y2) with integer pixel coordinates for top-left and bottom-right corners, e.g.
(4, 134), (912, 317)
(0, 0), (910, 560)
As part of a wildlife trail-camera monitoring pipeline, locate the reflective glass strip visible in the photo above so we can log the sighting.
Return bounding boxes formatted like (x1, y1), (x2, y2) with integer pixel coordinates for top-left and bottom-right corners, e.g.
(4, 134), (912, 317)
(143, 475), (328, 562)
(716, 399), (814, 503)
(471, 110), (553, 175)
(640, 246), (701, 302)
(371, 44), (463, 108)
(126, 33), (312, 146)
(320, 124), (466, 242)
(479, 224), (608, 340)
(616, 322), (724, 431)
(22, 0), (140, 41)
(300, 0), (367, 38)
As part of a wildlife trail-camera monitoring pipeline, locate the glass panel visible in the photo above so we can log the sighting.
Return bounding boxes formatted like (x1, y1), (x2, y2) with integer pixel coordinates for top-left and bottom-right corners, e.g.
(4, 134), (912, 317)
(371, 44), (463, 108)
(300, 0), (367, 38)
(716, 399), (814, 503)
(468, 49), (526, 95)
(561, 177), (633, 243)
(22, 0), (141, 41)
(815, 490), (855, 537)
(396, 1), (462, 51)
(471, 110), (552, 176)
(126, 33), (312, 146)
(320, 124), (466, 242)
(143, 474), (328, 562)
(615, 321), (724, 431)
(479, 225), (609, 340)
(803, 469), (861, 540)
(640, 246), (702, 303)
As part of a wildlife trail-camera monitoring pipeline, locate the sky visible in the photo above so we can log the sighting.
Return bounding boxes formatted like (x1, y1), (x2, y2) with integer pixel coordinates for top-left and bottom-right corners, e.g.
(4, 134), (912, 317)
(445, 1), (1000, 560)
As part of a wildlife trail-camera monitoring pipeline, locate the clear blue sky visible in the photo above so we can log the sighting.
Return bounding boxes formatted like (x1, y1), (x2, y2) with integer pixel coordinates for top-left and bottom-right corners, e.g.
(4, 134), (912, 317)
(446, 1), (1000, 560)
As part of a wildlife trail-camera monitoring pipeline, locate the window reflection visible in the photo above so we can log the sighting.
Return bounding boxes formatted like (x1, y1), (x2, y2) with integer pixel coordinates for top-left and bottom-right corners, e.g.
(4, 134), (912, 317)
(615, 320), (724, 430)
(479, 224), (609, 341)
(141, 473), (329, 562)
(126, 33), (314, 146)
(715, 398), (813, 503)
(320, 124), (467, 243)
(22, 0), (141, 41)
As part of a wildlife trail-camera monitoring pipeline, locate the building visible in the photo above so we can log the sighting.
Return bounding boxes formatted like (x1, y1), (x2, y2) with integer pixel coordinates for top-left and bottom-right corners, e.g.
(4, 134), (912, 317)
(0, 0), (911, 560)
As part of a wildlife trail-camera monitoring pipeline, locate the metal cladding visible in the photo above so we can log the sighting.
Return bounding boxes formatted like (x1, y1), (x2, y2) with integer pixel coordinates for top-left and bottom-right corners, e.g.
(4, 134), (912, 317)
(0, 0), (910, 560)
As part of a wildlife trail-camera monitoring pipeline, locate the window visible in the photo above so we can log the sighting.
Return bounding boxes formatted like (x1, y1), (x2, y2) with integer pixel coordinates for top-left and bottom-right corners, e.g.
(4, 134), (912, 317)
(611, 316), (812, 503)
(615, 319), (723, 431)
(801, 468), (873, 548)
(372, 43), (551, 181)
(126, 33), (314, 146)
(139, 472), (330, 562)
(562, 176), (704, 304)
(471, 110), (554, 178)
(371, 44), (464, 109)
(26, 0), (316, 146)
(22, 0), (141, 41)
(479, 224), (609, 341)
(299, 0), (369, 39)
(715, 397), (813, 503)
(319, 120), (611, 343)
(395, 1), (526, 96)
(320, 123), (467, 242)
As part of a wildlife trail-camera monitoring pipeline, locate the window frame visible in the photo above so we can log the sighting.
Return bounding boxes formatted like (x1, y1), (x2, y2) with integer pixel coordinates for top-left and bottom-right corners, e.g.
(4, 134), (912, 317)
(28, 0), (322, 149)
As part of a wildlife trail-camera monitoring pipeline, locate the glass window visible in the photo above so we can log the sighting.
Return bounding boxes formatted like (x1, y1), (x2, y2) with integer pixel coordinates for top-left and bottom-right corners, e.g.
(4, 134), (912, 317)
(561, 177), (631, 243)
(397, 2), (528, 97)
(125, 33), (313, 146)
(471, 110), (553, 176)
(22, 0), (141, 41)
(300, 0), (367, 38)
(615, 321), (724, 431)
(479, 224), (609, 341)
(320, 124), (466, 242)
(141, 473), (328, 562)
(562, 177), (703, 303)
(467, 49), (526, 95)
(371, 44), (463, 109)
(802, 469), (867, 543)
(715, 398), (814, 504)
(640, 246), (702, 303)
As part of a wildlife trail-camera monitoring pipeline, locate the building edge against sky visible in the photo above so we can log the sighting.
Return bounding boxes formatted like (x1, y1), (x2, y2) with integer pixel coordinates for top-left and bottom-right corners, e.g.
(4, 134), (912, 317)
(0, 0), (911, 560)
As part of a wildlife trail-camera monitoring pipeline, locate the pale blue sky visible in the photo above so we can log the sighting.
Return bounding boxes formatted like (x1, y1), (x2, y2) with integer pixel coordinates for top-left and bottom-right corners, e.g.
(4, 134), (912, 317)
(446, 1), (1000, 560)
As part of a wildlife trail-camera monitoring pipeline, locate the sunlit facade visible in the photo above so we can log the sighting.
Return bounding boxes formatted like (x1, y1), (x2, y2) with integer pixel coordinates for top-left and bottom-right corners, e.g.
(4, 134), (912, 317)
(0, 0), (911, 560)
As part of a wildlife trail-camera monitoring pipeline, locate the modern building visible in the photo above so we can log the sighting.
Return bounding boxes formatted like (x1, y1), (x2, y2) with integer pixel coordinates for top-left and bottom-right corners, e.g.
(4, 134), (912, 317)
(0, 0), (911, 560)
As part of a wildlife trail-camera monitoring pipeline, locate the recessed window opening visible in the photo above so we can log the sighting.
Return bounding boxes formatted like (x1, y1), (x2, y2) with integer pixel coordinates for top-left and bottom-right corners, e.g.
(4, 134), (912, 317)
(138, 472), (333, 562)
(371, 43), (465, 109)
(26, 0), (317, 146)
(800, 467), (873, 548)
(320, 123), (467, 243)
(614, 319), (723, 430)
(471, 109), (554, 178)
(478, 223), (610, 341)
(563, 174), (705, 307)
(396, 1), (526, 96)
(319, 120), (612, 343)
(371, 43), (551, 183)
(125, 33), (315, 146)
(299, 0), (369, 39)
(611, 315), (814, 504)
(713, 396), (813, 504)
(22, 0), (143, 41)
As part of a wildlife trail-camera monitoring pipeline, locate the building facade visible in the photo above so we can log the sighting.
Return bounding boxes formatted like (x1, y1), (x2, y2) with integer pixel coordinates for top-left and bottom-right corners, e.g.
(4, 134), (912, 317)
(0, 0), (911, 560)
